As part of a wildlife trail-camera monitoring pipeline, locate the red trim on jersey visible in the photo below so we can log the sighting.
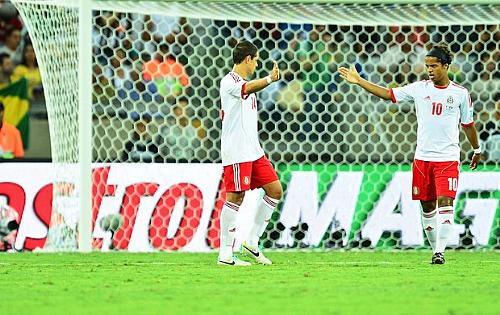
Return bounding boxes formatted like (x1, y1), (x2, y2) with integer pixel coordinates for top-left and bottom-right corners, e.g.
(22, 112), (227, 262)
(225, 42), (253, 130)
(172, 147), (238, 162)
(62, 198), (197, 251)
(451, 82), (467, 90)
(433, 84), (448, 89)
(451, 82), (474, 107)
(221, 110), (224, 121)
(241, 82), (250, 100)
(389, 88), (396, 103)
(461, 121), (474, 127)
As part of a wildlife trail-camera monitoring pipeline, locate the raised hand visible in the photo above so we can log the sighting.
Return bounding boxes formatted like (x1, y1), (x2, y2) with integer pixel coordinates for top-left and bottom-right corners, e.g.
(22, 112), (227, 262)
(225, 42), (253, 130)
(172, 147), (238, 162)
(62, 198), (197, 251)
(339, 65), (361, 84)
(470, 153), (481, 170)
(270, 61), (280, 82)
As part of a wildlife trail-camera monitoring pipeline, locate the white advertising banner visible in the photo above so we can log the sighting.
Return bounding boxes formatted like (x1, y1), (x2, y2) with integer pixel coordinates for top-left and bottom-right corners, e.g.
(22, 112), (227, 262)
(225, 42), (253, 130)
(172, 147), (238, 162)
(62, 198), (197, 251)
(0, 163), (262, 252)
(0, 163), (498, 251)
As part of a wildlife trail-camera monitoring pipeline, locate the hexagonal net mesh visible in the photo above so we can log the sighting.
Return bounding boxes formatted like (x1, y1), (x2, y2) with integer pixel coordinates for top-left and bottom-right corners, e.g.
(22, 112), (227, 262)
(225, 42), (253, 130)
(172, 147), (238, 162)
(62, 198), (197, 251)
(12, 0), (500, 251)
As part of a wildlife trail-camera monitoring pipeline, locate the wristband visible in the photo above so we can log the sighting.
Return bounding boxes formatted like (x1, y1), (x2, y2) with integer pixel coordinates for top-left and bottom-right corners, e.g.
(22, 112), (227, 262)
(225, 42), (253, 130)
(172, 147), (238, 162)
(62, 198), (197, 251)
(265, 76), (272, 84)
(473, 147), (481, 155)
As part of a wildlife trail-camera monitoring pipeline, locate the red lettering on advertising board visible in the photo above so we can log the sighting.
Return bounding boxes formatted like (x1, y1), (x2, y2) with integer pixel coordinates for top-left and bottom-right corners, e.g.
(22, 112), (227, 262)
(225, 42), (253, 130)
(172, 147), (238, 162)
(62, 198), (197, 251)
(206, 179), (226, 249)
(0, 182), (25, 220)
(149, 183), (203, 250)
(91, 167), (117, 249)
(113, 183), (159, 249)
(24, 184), (52, 250)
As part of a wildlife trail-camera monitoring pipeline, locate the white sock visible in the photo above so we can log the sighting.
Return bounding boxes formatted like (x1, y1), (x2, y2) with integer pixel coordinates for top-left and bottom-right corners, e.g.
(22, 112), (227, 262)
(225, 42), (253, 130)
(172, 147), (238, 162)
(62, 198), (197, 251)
(219, 201), (239, 261)
(435, 206), (454, 254)
(421, 209), (437, 252)
(247, 195), (279, 248)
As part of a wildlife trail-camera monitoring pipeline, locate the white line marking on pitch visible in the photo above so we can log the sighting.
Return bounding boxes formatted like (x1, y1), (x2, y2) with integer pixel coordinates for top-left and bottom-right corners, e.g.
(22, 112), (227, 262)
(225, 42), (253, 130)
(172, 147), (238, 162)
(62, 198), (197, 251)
(310, 260), (500, 265)
(0, 262), (199, 266)
(1, 261), (499, 266)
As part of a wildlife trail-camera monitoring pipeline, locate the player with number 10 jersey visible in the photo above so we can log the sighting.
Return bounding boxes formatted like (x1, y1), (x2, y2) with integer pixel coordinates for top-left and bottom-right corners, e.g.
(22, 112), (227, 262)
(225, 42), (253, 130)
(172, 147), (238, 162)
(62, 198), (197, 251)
(339, 44), (481, 265)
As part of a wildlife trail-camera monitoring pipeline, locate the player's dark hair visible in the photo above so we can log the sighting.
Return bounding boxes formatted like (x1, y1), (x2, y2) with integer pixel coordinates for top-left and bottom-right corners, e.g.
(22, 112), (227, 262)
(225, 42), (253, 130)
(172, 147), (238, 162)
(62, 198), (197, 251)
(0, 102), (4, 112)
(232, 40), (258, 64)
(426, 44), (453, 66)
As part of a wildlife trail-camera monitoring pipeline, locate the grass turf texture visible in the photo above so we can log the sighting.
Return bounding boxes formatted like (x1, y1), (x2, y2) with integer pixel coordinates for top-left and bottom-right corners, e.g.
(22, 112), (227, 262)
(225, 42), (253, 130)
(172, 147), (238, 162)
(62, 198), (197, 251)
(1, 251), (498, 315)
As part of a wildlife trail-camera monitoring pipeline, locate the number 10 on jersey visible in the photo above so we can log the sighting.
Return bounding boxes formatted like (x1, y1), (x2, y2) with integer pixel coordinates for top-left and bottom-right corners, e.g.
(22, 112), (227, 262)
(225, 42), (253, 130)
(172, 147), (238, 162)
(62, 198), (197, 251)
(432, 102), (443, 116)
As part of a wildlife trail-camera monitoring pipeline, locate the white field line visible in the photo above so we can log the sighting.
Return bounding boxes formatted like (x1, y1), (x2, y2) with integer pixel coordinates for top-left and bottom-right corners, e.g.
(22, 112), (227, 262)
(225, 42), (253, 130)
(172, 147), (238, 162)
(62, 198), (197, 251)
(1, 261), (499, 267)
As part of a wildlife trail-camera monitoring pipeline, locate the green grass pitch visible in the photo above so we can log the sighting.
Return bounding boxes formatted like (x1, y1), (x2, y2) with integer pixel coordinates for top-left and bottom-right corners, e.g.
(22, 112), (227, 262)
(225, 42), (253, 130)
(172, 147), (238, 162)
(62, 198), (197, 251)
(1, 251), (498, 315)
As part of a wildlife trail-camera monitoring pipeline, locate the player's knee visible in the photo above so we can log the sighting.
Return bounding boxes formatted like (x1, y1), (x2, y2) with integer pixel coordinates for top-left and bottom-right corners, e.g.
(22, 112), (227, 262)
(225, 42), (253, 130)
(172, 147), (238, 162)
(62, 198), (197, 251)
(269, 191), (282, 201)
(437, 196), (453, 207)
(421, 200), (436, 212)
(268, 185), (283, 200)
(226, 192), (245, 206)
(262, 180), (283, 200)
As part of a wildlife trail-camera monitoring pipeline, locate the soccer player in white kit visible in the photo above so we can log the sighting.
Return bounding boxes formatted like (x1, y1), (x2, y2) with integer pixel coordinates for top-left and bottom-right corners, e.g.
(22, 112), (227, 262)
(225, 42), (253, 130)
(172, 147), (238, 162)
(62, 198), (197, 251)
(339, 44), (481, 264)
(218, 40), (282, 266)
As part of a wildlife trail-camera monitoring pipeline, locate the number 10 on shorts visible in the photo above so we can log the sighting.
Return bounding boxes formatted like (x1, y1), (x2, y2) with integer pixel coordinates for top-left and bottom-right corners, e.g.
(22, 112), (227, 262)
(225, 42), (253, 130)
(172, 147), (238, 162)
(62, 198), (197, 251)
(448, 177), (458, 191)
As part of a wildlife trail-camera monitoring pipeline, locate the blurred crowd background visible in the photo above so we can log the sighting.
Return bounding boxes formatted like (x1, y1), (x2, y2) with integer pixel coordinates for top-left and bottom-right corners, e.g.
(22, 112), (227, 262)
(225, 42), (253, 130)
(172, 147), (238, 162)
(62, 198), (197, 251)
(0, 3), (498, 164)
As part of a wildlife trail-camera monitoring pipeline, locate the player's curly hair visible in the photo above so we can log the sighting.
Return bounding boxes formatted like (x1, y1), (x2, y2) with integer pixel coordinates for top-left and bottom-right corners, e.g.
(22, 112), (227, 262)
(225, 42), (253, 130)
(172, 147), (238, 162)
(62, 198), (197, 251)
(427, 44), (453, 65)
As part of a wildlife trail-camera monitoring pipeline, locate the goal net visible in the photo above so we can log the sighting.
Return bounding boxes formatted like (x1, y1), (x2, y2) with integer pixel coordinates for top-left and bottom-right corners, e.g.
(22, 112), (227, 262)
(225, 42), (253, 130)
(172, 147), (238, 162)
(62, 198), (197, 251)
(11, 0), (500, 251)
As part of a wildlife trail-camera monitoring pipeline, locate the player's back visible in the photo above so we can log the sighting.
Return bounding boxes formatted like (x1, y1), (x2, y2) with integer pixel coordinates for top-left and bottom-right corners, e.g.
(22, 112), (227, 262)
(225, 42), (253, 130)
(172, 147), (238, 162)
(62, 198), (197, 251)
(219, 71), (263, 166)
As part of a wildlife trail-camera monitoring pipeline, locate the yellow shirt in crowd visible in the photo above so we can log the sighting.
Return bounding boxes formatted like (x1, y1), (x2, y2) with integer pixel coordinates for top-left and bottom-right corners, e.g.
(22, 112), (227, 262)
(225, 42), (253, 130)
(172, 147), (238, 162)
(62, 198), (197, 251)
(11, 65), (42, 98)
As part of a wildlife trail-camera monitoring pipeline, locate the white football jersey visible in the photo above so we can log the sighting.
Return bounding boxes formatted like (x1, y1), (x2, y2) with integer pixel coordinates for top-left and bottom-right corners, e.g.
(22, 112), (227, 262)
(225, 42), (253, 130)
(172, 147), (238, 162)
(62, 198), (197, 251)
(220, 71), (264, 166)
(390, 80), (474, 162)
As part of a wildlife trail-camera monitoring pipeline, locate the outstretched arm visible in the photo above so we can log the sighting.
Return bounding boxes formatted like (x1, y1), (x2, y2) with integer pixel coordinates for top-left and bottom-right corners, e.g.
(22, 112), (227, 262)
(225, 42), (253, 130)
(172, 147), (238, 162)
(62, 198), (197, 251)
(462, 124), (481, 170)
(244, 61), (280, 95)
(339, 65), (392, 101)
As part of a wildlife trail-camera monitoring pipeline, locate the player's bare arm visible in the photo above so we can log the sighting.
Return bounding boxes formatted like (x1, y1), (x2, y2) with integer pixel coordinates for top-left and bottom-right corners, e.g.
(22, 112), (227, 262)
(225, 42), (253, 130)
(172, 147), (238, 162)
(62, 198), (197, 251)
(244, 61), (279, 95)
(462, 124), (481, 170)
(339, 65), (392, 100)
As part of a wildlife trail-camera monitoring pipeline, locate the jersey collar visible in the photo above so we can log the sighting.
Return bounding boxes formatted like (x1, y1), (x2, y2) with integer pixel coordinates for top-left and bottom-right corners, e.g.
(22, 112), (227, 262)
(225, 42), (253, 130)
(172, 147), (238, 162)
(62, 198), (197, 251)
(434, 84), (448, 89)
(433, 80), (451, 89)
(230, 71), (245, 81)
